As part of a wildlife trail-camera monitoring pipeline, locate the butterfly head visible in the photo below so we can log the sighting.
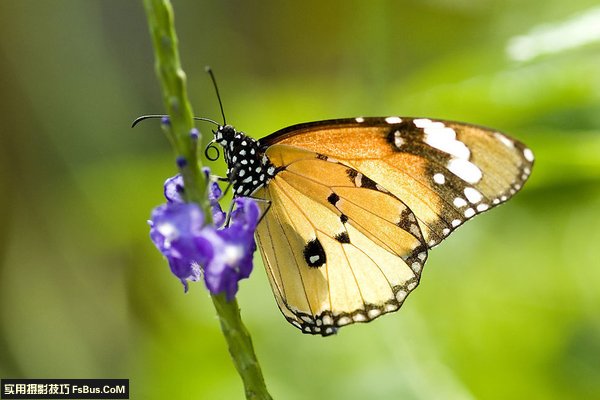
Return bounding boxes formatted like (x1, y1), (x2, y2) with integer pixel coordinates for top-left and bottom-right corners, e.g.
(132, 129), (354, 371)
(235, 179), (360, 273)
(213, 124), (239, 145)
(211, 125), (278, 197)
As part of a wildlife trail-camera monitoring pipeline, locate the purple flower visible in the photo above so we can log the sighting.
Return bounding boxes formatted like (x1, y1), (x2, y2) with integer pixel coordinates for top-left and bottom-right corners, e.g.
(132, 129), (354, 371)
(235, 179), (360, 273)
(164, 172), (226, 228)
(150, 170), (260, 299)
(164, 174), (185, 203)
(203, 167), (226, 228)
(149, 202), (205, 292)
(197, 198), (259, 300)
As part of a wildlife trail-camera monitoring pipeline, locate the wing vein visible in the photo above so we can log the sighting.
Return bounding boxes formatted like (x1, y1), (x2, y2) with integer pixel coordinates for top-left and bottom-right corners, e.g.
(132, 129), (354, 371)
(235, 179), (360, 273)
(268, 184), (316, 316)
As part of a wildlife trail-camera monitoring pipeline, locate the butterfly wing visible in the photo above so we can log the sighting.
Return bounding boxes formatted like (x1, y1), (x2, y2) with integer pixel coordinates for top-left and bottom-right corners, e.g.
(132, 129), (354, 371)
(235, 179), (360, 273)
(259, 117), (534, 248)
(254, 146), (428, 335)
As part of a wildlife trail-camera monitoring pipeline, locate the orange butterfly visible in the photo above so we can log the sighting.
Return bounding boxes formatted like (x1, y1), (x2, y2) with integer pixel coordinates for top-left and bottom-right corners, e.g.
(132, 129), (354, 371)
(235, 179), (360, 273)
(211, 116), (534, 335)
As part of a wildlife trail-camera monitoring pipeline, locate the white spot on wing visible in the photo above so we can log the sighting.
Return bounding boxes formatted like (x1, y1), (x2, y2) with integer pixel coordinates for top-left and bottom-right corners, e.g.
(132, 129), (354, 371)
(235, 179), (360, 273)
(464, 187), (483, 204)
(385, 303), (398, 312)
(523, 148), (534, 162)
(395, 290), (407, 302)
(465, 208), (476, 218)
(447, 159), (482, 184)
(355, 173), (363, 187)
(394, 131), (404, 148)
(353, 313), (366, 322)
(376, 184), (388, 193)
(385, 116), (402, 124)
(413, 118), (432, 128)
(494, 132), (515, 148)
(411, 262), (421, 273)
(355, 117), (365, 123)
(409, 224), (420, 237)
(425, 133), (470, 159)
(433, 173), (446, 184)
(418, 120), (470, 159)
(453, 197), (468, 208)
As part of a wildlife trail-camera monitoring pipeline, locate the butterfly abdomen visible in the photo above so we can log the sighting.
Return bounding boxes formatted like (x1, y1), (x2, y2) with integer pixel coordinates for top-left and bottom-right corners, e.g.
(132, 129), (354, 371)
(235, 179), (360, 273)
(214, 125), (278, 196)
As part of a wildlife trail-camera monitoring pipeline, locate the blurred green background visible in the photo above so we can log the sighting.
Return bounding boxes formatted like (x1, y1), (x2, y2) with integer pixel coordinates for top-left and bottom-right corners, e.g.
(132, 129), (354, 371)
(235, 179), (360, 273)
(1, 1), (599, 399)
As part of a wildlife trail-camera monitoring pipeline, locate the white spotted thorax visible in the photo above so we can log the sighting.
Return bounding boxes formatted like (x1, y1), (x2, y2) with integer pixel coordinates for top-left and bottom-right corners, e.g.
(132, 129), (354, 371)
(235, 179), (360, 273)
(214, 125), (277, 196)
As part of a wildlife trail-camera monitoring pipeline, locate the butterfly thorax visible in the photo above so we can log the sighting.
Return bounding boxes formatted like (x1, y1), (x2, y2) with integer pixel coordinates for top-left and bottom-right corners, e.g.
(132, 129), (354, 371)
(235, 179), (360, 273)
(214, 125), (277, 196)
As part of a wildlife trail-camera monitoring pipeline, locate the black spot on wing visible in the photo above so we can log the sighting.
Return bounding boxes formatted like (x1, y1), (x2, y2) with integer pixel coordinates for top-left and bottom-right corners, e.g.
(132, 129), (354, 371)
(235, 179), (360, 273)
(360, 175), (379, 190)
(303, 239), (326, 268)
(316, 153), (328, 160)
(385, 122), (425, 153)
(340, 214), (349, 224)
(345, 167), (380, 190)
(334, 232), (350, 244)
(396, 208), (423, 240)
(396, 208), (413, 231)
(327, 192), (340, 205)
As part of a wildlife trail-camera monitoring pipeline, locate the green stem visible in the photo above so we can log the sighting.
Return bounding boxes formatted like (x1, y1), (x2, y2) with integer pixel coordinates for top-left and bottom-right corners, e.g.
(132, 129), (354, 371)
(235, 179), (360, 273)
(142, 0), (207, 213)
(212, 295), (273, 400)
(142, 1), (272, 399)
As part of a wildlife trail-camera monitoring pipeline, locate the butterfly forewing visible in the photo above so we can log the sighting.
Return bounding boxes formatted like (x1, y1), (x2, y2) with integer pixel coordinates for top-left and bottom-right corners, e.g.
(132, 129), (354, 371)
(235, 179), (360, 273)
(260, 117), (534, 248)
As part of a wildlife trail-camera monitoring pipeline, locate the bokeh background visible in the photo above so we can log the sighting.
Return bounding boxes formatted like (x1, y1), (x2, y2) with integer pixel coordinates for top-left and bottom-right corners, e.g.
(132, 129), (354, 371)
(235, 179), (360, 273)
(1, 1), (599, 399)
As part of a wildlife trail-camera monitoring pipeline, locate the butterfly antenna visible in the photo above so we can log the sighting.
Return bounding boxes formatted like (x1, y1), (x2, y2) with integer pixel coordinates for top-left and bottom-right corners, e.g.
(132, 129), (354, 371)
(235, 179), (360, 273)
(131, 114), (166, 127)
(204, 140), (221, 161)
(131, 115), (219, 128)
(205, 66), (227, 125)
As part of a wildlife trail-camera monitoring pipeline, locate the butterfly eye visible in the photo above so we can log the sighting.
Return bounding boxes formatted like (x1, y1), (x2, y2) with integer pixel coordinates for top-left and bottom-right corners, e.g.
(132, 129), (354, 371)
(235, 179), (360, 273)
(215, 125), (237, 143)
(221, 125), (235, 136)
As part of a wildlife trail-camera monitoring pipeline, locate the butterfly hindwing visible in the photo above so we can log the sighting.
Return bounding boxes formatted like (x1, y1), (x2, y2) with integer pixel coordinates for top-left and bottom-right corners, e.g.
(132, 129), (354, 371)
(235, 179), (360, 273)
(254, 147), (427, 335)
(260, 117), (534, 247)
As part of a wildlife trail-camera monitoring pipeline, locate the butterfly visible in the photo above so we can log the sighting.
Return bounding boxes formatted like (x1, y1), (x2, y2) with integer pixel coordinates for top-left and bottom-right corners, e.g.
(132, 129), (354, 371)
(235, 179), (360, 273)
(210, 116), (534, 336)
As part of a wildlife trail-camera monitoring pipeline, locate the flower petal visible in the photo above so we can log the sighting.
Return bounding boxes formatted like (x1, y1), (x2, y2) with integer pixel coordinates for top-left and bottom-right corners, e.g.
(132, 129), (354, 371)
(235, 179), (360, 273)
(164, 174), (185, 203)
(149, 202), (207, 291)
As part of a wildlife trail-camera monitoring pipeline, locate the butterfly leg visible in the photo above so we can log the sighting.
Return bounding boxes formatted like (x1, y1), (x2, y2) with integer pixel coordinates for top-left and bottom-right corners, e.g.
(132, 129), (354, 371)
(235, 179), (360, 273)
(249, 197), (272, 225)
(217, 175), (235, 198)
(222, 196), (271, 227)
